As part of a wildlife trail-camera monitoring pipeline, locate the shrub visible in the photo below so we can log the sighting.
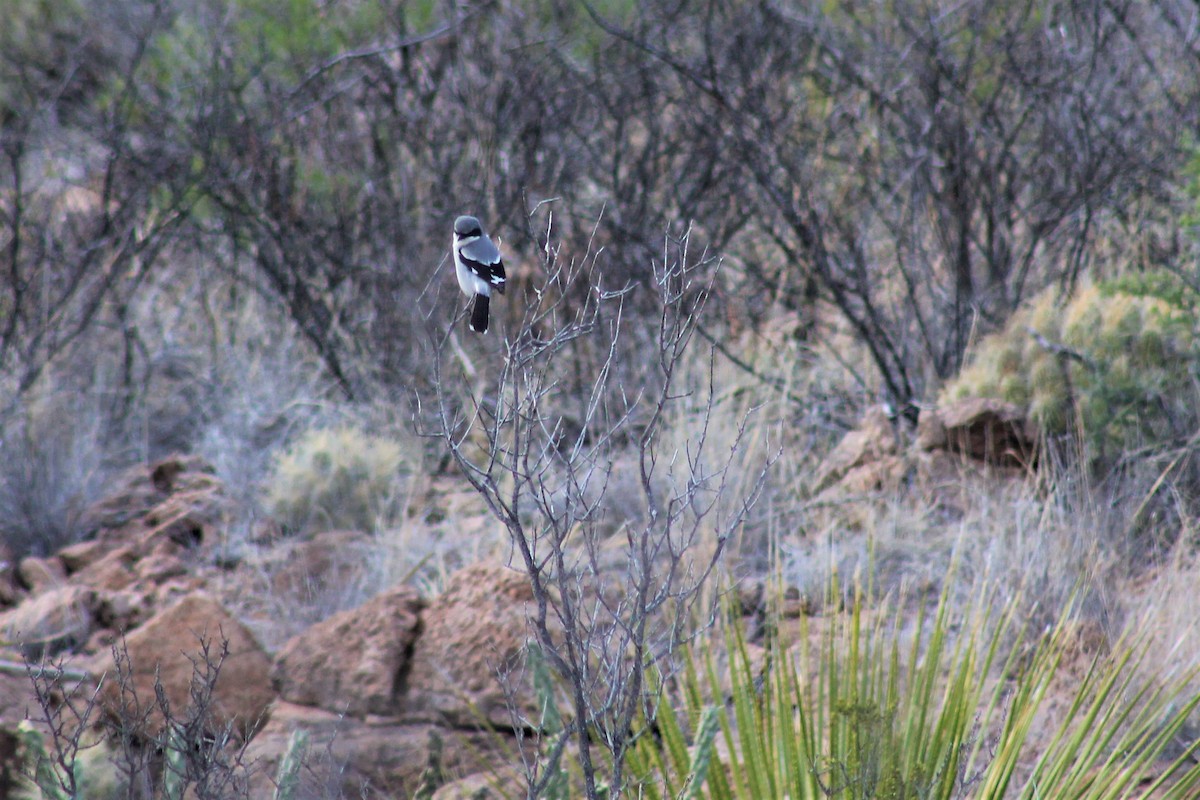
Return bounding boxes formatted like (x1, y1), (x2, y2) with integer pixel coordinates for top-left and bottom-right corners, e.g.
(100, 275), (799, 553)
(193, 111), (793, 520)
(19, 637), (313, 799)
(264, 425), (411, 535)
(943, 272), (1200, 461)
(0, 391), (110, 559)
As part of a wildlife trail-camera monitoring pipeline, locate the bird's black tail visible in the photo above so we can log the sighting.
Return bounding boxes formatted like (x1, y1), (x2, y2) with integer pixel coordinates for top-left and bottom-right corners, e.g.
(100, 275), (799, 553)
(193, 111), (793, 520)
(470, 294), (490, 333)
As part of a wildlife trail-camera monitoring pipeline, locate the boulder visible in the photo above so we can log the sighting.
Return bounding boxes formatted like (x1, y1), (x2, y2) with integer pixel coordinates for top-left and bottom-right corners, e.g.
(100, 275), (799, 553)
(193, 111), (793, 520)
(0, 585), (96, 657)
(272, 585), (424, 717)
(403, 565), (536, 728)
(244, 701), (508, 800)
(70, 547), (137, 594)
(916, 398), (1036, 468)
(813, 406), (899, 494)
(57, 539), (108, 574)
(91, 593), (273, 739)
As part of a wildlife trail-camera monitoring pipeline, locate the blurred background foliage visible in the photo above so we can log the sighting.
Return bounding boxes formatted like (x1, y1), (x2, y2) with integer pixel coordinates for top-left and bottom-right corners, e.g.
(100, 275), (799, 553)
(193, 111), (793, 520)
(2, 0), (1200, 556)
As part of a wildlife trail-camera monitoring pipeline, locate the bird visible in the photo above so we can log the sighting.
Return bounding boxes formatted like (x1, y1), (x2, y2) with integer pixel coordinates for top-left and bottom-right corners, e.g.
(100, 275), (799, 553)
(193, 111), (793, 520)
(452, 215), (506, 333)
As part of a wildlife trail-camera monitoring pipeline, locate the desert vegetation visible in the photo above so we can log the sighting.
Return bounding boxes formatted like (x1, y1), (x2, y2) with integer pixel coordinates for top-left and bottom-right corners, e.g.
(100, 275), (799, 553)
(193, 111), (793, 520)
(4, 0), (1200, 797)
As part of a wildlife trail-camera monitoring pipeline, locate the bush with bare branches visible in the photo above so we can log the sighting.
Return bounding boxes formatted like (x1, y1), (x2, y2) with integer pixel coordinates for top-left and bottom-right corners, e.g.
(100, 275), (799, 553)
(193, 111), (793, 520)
(422, 215), (776, 798)
(17, 635), (296, 800)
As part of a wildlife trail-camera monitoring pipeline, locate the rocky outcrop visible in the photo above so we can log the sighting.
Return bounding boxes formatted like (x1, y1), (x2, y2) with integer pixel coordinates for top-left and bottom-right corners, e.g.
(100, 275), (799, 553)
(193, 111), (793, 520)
(0, 455), (224, 657)
(269, 564), (538, 730)
(0, 454), (548, 797)
(78, 454), (222, 543)
(815, 398), (1037, 498)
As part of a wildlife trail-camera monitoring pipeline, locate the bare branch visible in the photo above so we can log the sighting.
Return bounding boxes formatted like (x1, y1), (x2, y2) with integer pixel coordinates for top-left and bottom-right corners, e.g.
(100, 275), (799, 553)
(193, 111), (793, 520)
(421, 215), (774, 798)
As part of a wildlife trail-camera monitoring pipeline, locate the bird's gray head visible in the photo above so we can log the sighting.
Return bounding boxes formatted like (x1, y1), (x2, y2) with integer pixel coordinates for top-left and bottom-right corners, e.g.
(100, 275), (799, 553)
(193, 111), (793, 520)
(454, 215), (483, 238)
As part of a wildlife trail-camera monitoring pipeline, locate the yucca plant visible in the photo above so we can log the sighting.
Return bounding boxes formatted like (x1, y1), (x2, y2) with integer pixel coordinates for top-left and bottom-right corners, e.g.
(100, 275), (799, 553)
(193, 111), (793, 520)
(626, 571), (1200, 800)
(272, 729), (309, 800)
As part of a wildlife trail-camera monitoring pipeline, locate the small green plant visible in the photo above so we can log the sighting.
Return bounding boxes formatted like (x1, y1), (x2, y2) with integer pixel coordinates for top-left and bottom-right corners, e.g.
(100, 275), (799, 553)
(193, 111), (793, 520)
(265, 425), (411, 535)
(273, 729), (309, 800)
(943, 272), (1200, 461)
(529, 642), (572, 800)
(15, 720), (71, 800)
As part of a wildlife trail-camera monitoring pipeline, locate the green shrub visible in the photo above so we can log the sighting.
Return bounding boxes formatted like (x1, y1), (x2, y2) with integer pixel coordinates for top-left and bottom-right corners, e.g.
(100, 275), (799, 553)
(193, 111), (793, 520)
(942, 272), (1200, 460)
(265, 425), (411, 535)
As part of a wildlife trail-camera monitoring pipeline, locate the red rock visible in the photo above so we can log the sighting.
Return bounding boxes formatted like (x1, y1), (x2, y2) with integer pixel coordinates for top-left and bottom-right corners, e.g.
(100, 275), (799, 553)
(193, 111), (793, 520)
(70, 546), (137, 593)
(57, 539), (108, 573)
(813, 406), (898, 494)
(243, 701), (510, 800)
(139, 498), (212, 551)
(272, 585), (424, 717)
(403, 565), (537, 728)
(134, 552), (187, 584)
(92, 593), (273, 739)
(81, 455), (223, 549)
(917, 398), (1036, 468)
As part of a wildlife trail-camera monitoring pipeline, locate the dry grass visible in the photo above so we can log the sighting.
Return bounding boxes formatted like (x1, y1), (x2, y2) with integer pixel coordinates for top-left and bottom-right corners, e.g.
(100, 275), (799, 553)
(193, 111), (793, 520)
(0, 388), (110, 559)
(781, 463), (1128, 635)
(1124, 543), (1200, 739)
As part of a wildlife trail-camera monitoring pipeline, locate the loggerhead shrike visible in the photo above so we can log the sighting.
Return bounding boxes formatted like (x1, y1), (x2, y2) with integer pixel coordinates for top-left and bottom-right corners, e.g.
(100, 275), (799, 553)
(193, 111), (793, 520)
(452, 215), (506, 333)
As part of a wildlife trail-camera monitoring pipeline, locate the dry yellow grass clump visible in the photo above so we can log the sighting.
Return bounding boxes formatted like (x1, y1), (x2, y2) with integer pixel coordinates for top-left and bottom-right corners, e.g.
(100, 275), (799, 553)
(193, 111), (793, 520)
(265, 425), (412, 536)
